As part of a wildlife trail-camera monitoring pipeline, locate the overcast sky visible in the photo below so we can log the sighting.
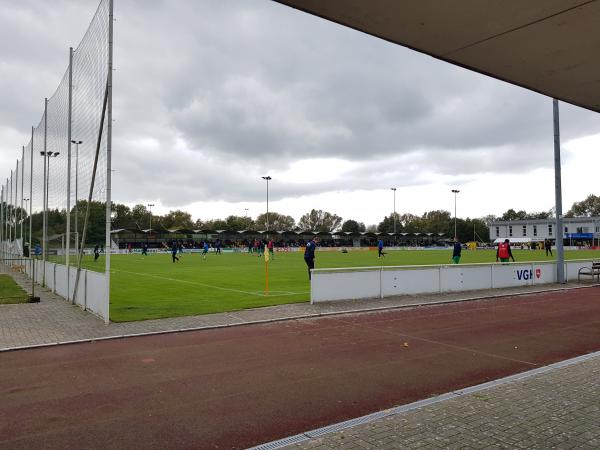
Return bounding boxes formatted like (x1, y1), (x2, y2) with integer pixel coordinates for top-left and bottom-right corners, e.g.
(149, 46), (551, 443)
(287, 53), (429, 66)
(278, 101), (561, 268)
(1, 0), (599, 227)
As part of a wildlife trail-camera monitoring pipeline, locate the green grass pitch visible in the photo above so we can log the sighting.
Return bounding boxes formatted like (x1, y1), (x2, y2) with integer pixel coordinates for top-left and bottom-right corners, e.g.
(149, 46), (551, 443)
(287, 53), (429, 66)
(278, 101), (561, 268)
(0, 274), (29, 304)
(75, 248), (600, 322)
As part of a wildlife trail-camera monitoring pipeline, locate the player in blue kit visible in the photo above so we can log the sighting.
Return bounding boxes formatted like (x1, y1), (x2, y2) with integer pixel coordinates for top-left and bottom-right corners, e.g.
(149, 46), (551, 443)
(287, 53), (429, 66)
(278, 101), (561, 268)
(202, 241), (209, 260)
(377, 239), (385, 258)
(304, 237), (319, 280)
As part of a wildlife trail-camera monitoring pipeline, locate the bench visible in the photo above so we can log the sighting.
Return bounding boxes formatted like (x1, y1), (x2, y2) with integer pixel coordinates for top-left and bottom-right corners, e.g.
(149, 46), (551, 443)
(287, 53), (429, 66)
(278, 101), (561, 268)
(578, 261), (600, 282)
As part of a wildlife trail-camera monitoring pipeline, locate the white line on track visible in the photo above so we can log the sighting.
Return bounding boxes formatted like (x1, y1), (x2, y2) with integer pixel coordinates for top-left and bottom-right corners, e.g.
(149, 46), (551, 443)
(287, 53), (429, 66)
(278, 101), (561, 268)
(111, 268), (308, 297)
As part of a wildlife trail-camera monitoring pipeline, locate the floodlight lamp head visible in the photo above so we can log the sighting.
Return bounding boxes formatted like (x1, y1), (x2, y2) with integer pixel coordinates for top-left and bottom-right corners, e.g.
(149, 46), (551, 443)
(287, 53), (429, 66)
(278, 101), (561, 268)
(391, 187), (396, 191)
(262, 176), (272, 181)
(452, 189), (460, 194)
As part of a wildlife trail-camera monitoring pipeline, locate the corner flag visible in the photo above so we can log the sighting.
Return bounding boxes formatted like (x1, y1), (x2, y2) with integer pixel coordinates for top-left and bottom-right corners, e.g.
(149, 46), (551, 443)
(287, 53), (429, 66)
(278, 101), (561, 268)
(264, 250), (270, 295)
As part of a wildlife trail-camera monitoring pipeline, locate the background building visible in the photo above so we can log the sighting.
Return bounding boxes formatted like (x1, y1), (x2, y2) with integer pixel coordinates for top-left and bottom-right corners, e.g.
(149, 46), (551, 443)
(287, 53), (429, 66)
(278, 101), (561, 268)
(489, 217), (600, 246)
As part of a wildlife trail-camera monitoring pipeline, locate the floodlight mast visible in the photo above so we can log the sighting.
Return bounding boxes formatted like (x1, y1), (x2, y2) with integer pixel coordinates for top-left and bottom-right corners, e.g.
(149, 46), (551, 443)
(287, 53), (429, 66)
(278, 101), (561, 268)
(71, 139), (83, 253)
(262, 176), (272, 237)
(451, 189), (460, 238)
(40, 144), (60, 285)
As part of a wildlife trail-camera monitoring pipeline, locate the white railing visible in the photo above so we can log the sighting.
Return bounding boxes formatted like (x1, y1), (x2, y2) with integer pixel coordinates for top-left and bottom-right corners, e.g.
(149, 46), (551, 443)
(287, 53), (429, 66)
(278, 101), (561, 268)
(311, 260), (595, 303)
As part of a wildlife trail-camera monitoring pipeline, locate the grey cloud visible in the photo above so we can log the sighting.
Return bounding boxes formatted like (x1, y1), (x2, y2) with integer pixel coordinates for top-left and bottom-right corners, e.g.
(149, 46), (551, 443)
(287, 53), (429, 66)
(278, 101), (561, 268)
(3, 0), (600, 209)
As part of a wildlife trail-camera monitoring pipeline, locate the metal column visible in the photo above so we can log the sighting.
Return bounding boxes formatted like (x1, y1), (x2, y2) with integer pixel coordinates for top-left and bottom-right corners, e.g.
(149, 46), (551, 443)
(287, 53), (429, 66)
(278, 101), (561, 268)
(104, 0), (115, 323)
(42, 98), (48, 286)
(66, 47), (73, 301)
(29, 127), (34, 253)
(20, 146), (24, 242)
(553, 99), (565, 284)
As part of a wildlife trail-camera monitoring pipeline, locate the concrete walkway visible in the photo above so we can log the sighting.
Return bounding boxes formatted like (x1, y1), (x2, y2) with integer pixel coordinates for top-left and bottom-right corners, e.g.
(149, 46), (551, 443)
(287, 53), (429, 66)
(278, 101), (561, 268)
(1, 267), (598, 351)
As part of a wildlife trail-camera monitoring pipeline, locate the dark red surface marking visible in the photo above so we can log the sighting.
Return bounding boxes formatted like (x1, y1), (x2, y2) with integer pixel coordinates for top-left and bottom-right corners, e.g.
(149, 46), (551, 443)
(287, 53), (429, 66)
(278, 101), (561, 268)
(1, 287), (599, 449)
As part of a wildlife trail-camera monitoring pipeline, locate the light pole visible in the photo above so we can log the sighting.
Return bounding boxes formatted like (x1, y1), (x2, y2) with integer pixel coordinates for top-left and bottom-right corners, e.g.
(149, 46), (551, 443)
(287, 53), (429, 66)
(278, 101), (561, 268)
(451, 189), (460, 238)
(261, 176), (271, 235)
(391, 188), (397, 242)
(43, 152), (60, 206)
(40, 151), (59, 261)
(244, 208), (249, 217)
(71, 140), (82, 249)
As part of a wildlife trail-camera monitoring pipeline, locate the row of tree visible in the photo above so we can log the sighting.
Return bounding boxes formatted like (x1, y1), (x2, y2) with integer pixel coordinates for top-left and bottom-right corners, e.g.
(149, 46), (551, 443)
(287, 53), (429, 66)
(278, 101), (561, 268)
(3, 194), (599, 246)
(483, 195), (600, 222)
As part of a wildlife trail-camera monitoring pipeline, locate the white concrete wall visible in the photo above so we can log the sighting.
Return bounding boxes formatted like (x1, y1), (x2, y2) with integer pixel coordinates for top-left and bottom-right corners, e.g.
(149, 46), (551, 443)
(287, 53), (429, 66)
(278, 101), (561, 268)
(311, 260), (597, 303)
(8, 255), (109, 322)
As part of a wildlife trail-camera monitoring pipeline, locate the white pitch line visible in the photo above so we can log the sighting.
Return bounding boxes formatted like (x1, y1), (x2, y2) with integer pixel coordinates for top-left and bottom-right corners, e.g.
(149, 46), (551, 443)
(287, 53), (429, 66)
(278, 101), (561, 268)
(111, 269), (307, 297)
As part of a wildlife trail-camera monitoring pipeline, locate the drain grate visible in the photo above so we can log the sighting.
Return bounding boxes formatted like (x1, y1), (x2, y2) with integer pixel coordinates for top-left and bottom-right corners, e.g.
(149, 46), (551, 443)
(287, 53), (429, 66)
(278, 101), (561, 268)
(305, 409), (392, 438)
(247, 433), (308, 450)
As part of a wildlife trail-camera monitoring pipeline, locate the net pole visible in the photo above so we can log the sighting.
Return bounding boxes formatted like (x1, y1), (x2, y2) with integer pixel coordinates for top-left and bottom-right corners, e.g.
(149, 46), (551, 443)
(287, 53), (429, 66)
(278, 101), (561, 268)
(73, 83), (109, 310)
(20, 146), (24, 242)
(6, 178), (8, 249)
(6, 178), (9, 246)
(5, 175), (8, 244)
(13, 165), (16, 243)
(66, 46), (73, 302)
(17, 158), (21, 241)
(15, 160), (19, 242)
(29, 127), (34, 253)
(1, 187), (4, 254)
(75, 142), (78, 255)
(104, 0), (114, 323)
(6, 174), (9, 244)
(2, 186), (5, 258)
(2, 179), (8, 242)
(15, 159), (21, 240)
(13, 167), (16, 243)
(9, 170), (13, 242)
(42, 98), (48, 286)
(13, 165), (17, 243)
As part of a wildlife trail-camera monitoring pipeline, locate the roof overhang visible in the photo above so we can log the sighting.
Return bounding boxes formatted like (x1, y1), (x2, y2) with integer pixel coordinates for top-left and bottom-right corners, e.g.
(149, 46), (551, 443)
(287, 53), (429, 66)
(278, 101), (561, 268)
(276, 1), (600, 113)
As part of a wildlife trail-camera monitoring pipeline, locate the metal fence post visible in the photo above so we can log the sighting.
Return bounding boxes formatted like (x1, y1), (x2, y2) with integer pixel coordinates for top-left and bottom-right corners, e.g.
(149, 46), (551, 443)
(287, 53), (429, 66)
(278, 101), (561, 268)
(66, 47), (73, 302)
(104, 0), (115, 324)
(29, 127), (33, 253)
(20, 146), (24, 242)
(42, 98), (48, 287)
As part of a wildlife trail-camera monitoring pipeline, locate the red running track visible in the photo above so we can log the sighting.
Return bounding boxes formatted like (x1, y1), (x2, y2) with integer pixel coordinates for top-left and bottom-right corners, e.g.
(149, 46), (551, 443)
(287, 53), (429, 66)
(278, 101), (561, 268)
(1, 287), (599, 449)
